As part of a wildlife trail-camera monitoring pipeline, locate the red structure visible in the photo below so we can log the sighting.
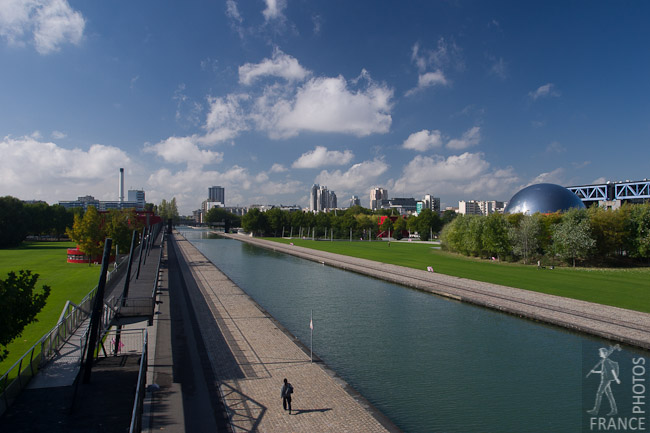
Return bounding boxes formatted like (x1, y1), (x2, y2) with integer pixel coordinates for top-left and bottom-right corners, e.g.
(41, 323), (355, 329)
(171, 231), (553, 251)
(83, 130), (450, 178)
(377, 215), (409, 239)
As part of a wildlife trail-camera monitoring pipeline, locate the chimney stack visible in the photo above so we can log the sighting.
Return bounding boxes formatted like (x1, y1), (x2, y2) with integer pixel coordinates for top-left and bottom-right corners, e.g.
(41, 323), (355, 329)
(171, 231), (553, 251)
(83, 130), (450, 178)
(119, 168), (124, 203)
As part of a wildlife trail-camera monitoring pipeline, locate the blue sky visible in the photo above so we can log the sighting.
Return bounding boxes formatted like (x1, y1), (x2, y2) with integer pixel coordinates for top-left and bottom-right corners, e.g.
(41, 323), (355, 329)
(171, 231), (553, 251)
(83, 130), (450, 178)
(1, 0), (649, 213)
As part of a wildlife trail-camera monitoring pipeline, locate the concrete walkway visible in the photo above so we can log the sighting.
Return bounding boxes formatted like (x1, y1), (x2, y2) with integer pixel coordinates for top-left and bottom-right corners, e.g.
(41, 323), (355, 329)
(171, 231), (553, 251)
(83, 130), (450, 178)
(221, 234), (650, 350)
(165, 233), (399, 433)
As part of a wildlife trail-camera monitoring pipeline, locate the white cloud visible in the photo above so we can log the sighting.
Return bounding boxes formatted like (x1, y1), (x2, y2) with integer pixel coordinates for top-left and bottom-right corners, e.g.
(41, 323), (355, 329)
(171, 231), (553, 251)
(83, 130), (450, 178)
(263, 73), (393, 138)
(489, 56), (507, 79)
(201, 93), (250, 143)
(262, 0), (287, 21)
(239, 48), (311, 85)
(225, 0), (242, 23)
(144, 136), (223, 166)
(546, 141), (566, 153)
(402, 129), (443, 151)
(270, 163), (287, 173)
(406, 71), (448, 96)
(0, 134), (130, 200)
(51, 130), (66, 139)
(447, 126), (481, 150)
(292, 146), (354, 168)
(0, 0), (85, 54)
(529, 83), (560, 100)
(527, 168), (565, 185)
(315, 158), (389, 193)
(393, 152), (518, 200)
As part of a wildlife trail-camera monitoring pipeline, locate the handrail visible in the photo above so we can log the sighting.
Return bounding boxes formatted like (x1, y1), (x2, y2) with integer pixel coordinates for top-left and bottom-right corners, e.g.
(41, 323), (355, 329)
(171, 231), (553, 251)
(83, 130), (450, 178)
(0, 254), (127, 416)
(128, 330), (148, 433)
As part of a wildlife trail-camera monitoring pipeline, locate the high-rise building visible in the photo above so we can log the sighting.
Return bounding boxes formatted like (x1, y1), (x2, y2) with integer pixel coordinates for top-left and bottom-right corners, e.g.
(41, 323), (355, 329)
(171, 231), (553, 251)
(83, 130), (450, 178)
(208, 186), (225, 205)
(310, 184), (319, 212)
(309, 184), (336, 212)
(422, 194), (441, 213)
(349, 195), (360, 207)
(370, 187), (388, 210)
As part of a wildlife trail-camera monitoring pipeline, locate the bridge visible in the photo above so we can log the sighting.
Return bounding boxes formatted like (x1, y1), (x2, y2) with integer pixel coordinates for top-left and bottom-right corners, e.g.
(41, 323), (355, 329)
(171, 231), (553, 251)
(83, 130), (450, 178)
(567, 179), (650, 203)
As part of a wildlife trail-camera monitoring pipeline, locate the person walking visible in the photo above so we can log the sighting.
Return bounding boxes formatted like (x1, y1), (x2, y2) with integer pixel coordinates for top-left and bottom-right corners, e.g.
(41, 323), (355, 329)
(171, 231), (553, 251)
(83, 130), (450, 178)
(281, 378), (293, 414)
(586, 347), (620, 416)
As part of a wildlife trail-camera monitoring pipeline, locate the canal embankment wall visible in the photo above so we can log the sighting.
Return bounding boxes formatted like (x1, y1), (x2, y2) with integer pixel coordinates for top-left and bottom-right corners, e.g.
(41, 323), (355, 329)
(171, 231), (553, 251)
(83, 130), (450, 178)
(219, 233), (650, 351)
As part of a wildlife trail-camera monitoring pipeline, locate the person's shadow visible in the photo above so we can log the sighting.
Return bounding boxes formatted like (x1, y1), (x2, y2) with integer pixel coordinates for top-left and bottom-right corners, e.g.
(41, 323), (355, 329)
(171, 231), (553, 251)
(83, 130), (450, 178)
(291, 408), (332, 415)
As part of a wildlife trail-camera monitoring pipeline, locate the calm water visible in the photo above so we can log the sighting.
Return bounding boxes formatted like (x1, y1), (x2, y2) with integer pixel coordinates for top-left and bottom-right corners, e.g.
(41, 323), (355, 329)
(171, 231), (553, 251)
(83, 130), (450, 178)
(179, 229), (648, 432)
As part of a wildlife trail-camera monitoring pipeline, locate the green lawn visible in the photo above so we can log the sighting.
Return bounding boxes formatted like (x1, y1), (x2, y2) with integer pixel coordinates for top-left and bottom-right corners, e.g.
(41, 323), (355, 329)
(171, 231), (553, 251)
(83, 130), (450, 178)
(266, 238), (650, 313)
(0, 242), (101, 376)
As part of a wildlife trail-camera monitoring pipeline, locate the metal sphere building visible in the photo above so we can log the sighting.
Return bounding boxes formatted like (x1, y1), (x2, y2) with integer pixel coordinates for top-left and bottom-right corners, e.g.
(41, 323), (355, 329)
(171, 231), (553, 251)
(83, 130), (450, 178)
(505, 183), (586, 215)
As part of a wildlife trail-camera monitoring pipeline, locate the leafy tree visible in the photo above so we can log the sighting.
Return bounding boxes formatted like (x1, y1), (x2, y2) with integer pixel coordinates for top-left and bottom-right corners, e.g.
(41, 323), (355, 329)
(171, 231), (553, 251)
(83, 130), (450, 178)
(242, 208), (269, 236)
(205, 207), (241, 232)
(266, 208), (288, 237)
(66, 206), (105, 264)
(509, 214), (542, 263)
(588, 206), (628, 258)
(482, 213), (510, 260)
(380, 216), (394, 238)
(627, 203), (650, 260)
(552, 208), (595, 267)
(0, 196), (28, 247)
(416, 209), (442, 241)
(393, 216), (407, 240)
(0, 270), (51, 361)
(441, 209), (457, 225)
(104, 209), (134, 254)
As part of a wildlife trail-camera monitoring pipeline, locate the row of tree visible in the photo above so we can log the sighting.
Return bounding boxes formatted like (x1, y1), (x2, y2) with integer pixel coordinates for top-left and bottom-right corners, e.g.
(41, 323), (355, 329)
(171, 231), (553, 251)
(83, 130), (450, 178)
(0, 196), (76, 248)
(157, 198), (180, 224)
(240, 206), (457, 241)
(440, 204), (650, 266)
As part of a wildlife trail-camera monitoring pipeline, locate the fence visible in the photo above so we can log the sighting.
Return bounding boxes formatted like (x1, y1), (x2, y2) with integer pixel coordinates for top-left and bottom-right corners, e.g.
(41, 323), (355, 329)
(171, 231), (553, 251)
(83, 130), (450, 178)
(0, 254), (128, 416)
(129, 330), (148, 433)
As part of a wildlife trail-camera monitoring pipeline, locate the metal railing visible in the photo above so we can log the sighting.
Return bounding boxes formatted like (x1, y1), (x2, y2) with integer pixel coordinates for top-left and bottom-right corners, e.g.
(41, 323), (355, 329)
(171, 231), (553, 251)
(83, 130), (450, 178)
(0, 255), (127, 416)
(129, 330), (148, 433)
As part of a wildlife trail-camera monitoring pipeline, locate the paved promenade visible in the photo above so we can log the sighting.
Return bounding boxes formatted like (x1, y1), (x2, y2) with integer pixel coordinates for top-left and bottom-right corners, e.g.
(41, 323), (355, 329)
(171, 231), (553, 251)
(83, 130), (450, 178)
(168, 233), (399, 433)
(220, 234), (650, 350)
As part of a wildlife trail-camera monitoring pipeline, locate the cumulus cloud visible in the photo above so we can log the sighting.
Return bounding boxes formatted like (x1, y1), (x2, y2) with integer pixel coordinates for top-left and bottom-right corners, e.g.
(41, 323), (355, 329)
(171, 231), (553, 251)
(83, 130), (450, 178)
(447, 126), (481, 150)
(51, 130), (66, 139)
(262, 0), (287, 21)
(0, 0), (85, 54)
(270, 163), (287, 173)
(201, 93), (250, 143)
(527, 168), (565, 185)
(393, 152), (518, 200)
(239, 48), (311, 85)
(407, 38), (462, 95)
(264, 73), (393, 138)
(315, 158), (389, 193)
(0, 134), (130, 200)
(144, 136), (223, 166)
(292, 146), (354, 168)
(529, 83), (560, 100)
(402, 129), (443, 151)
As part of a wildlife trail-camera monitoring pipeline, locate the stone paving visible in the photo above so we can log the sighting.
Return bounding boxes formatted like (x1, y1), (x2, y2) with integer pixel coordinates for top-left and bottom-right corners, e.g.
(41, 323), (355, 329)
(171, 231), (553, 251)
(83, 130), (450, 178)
(172, 234), (398, 433)
(221, 234), (650, 350)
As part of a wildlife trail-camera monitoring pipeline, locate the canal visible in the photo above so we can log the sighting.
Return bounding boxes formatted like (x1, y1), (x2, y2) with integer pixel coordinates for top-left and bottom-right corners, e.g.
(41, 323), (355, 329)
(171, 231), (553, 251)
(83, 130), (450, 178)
(179, 228), (648, 432)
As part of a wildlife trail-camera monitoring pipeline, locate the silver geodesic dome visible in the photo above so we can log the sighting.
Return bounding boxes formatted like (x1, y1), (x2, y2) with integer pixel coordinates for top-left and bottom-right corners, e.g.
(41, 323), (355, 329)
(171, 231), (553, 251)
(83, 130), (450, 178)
(505, 183), (585, 215)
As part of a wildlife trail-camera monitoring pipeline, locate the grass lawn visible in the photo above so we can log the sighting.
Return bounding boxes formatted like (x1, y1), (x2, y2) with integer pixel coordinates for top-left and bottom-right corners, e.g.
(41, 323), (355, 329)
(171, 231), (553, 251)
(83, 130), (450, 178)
(0, 242), (101, 376)
(266, 238), (650, 314)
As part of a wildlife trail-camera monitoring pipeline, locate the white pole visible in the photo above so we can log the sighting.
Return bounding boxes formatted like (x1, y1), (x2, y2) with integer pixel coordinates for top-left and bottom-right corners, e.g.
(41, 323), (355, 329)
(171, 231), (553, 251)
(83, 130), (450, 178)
(310, 309), (313, 363)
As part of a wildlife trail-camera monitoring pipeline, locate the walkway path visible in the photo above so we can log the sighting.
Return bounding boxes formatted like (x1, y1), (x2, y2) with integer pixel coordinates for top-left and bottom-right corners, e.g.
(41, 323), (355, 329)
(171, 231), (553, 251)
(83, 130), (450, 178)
(167, 233), (399, 433)
(221, 234), (650, 350)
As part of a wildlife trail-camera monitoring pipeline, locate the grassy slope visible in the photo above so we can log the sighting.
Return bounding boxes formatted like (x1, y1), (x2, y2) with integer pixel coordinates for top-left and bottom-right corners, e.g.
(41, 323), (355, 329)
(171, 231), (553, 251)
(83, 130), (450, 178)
(0, 242), (100, 374)
(266, 238), (650, 313)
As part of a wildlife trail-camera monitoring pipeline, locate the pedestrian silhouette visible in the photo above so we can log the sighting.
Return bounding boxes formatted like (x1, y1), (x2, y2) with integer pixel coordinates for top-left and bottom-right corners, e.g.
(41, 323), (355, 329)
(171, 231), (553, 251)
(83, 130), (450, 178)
(586, 346), (621, 416)
(281, 378), (293, 414)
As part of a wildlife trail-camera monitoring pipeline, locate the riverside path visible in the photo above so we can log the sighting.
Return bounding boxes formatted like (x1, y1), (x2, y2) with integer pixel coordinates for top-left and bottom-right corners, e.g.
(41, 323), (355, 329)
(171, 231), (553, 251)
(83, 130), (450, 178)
(155, 232), (399, 432)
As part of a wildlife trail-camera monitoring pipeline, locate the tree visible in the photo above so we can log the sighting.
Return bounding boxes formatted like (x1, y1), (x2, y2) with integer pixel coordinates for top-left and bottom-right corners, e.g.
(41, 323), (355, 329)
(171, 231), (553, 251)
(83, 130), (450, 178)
(0, 196), (28, 247)
(588, 206), (628, 258)
(242, 208), (269, 236)
(104, 209), (134, 254)
(66, 206), (105, 264)
(205, 207), (241, 232)
(416, 209), (442, 241)
(266, 208), (288, 237)
(509, 214), (542, 264)
(0, 270), (51, 361)
(552, 209), (595, 267)
(393, 217), (407, 240)
(482, 213), (510, 260)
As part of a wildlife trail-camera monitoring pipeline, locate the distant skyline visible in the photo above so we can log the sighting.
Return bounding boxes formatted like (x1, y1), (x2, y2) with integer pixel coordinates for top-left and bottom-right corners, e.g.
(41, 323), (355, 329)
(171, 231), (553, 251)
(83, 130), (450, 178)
(1, 1), (649, 213)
